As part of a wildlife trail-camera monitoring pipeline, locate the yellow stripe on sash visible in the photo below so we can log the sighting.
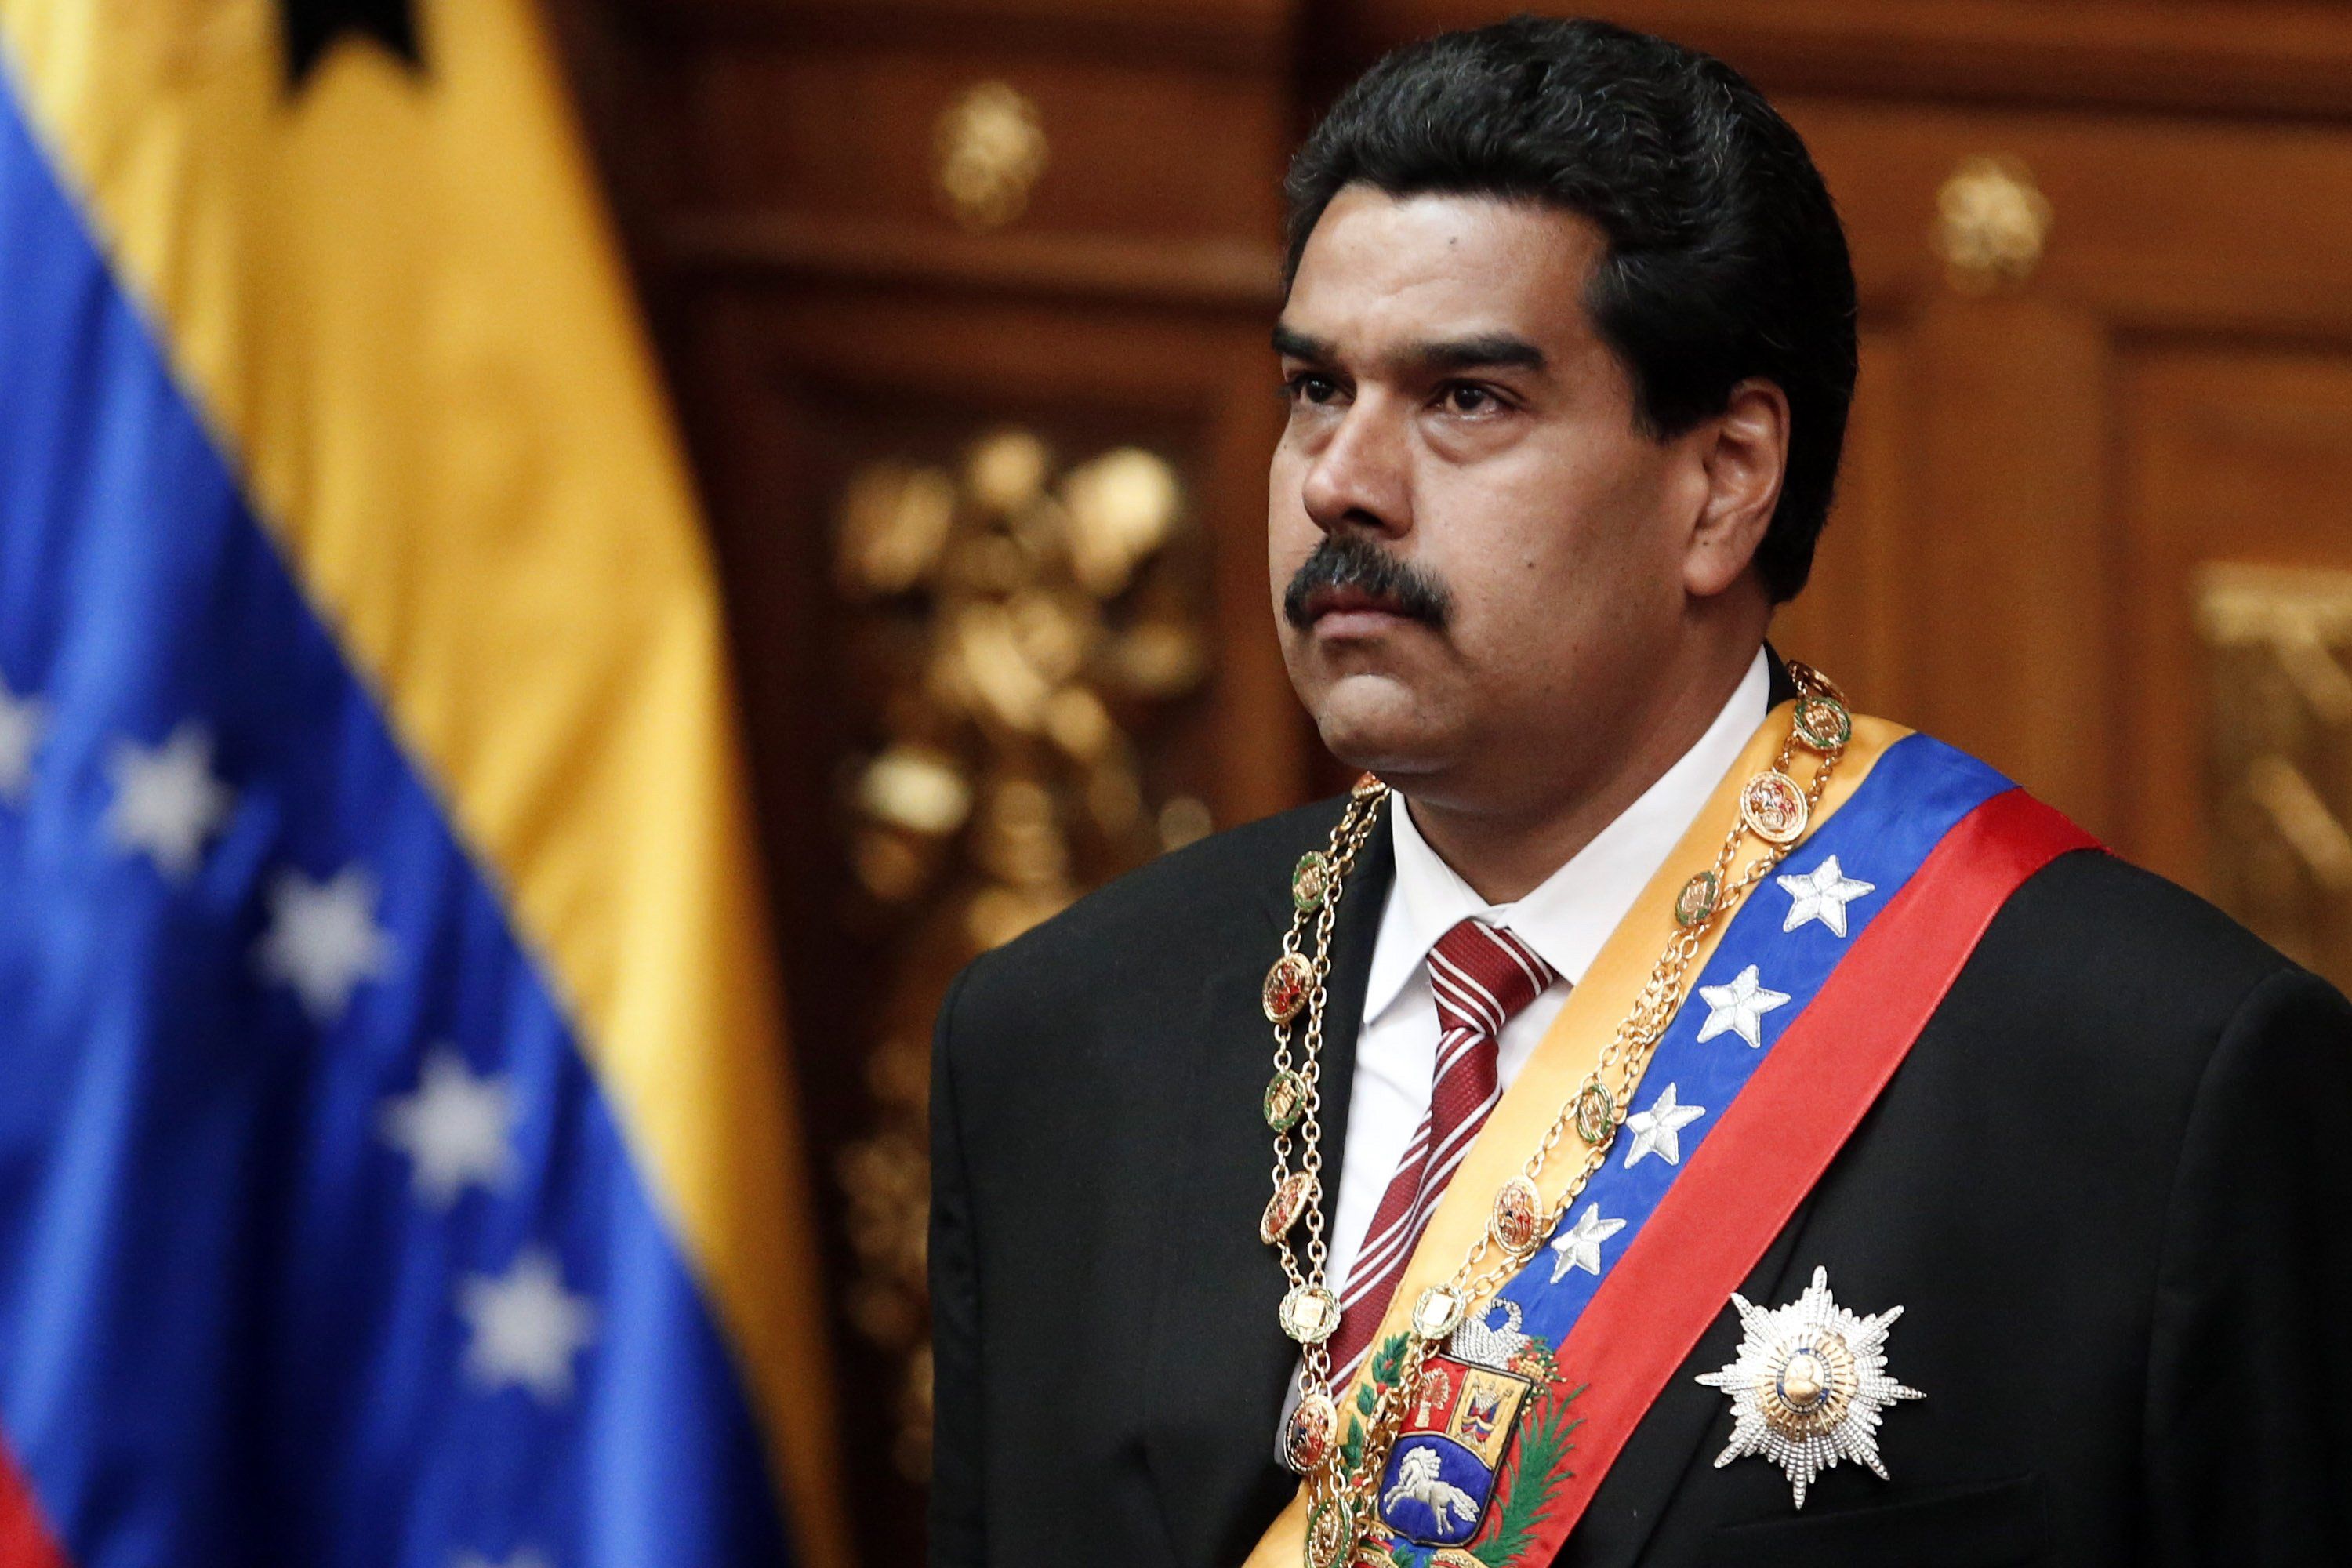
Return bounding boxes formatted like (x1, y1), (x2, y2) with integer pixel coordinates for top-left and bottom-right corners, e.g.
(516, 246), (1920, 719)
(1247, 706), (1909, 1565)
(0, 5), (847, 1561)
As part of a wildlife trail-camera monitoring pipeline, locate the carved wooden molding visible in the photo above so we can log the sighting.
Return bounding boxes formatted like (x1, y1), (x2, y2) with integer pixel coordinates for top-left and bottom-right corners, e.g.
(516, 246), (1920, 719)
(831, 426), (1216, 1479)
(1352, 1), (2352, 122)
(2199, 563), (2352, 984)
(661, 211), (1285, 309)
(1932, 154), (2053, 295)
(625, 0), (1298, 72)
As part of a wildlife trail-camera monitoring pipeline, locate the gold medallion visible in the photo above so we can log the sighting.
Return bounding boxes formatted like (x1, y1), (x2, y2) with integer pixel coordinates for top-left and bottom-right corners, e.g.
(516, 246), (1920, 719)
(1792, 691), (1852, 752)
(1490, 1174), (1544, 1253)
(1254, 668), (1850, 1523)
(1260, 1171), (1312, 1245)
(1282, 1390), (1338, 1473)
(1263, 1069), (1308, 1132)
(1292, 850), (1334, 911)
(1280, 1283), (1340, 1345)
(1304, 1495), (1356, 1568)
(1674, 869), (1719, 928)
(1739, 770), (1809, 846)
(1263, 952), (1315, 1023)
(1788, 659), (1846, 706)
(1411, 1284), (1465, 1341)
(1572, 1076), (1616, 1145)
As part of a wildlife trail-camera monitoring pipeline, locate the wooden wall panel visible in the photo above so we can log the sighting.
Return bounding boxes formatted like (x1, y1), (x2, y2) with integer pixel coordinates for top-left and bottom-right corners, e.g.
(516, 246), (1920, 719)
(674, 49), (1287, 241)
(548, 6), (1305, 1561)
(1790, 100), (2352, 339)
(1766, 92), (2352, 853)
(1348, 0), (2352, 118)
(1910, 296), (2116, 831)
(2121, 352), (2352, 894)
(678, 279), (1298, 1568)
(1772, 330), (1921, 724)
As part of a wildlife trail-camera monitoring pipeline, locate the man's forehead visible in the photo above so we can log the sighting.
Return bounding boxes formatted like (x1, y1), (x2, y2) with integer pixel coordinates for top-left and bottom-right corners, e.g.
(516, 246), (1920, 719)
(1282, 186), (1604, 359)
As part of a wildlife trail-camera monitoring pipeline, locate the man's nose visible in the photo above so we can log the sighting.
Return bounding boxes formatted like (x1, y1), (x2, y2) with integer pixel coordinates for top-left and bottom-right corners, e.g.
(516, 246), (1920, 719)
(1299, 398), (1410, 539)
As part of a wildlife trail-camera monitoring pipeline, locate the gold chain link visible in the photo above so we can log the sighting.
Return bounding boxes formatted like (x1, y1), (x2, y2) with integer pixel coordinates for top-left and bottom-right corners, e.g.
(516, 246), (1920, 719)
(1262, 666), (1852, 1559)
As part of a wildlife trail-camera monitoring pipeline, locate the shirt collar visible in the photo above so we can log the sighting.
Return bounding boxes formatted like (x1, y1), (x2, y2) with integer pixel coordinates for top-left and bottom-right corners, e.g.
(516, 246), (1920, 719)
(1361, 647), (1772, 1025)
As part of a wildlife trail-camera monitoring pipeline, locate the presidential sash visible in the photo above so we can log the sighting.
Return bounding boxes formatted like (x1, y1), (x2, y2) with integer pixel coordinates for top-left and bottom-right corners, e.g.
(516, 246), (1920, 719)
(1247, 713), (2096, 1566)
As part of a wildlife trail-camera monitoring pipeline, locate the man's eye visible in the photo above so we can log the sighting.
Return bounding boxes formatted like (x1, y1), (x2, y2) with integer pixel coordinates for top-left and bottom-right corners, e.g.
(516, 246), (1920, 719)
(1287, 372), (1341, 405)
(1441, 383), (1498, 415)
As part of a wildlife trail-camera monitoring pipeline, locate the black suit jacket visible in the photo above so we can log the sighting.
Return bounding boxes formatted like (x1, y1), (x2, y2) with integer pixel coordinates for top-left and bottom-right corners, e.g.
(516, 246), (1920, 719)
(928, 760), (2352, 1566)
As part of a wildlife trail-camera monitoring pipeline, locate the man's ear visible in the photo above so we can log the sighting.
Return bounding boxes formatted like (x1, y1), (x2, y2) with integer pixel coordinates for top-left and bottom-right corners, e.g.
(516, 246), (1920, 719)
(1682, 377), (1790, 598)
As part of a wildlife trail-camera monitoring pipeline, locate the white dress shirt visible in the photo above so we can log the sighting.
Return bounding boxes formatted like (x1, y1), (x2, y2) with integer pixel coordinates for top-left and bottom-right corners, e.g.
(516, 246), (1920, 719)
(1320, 648), (1770, 1300)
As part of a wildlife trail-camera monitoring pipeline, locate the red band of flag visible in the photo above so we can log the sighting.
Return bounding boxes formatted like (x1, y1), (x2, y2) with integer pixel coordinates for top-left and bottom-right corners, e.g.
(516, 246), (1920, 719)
(0, 1441), (64, 1568)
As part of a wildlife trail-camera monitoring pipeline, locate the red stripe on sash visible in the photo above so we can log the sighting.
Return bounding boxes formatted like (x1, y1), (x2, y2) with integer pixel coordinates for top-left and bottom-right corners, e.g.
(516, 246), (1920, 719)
(1527, 787), (2096, 1550)
(0, 1439), (65, 1568)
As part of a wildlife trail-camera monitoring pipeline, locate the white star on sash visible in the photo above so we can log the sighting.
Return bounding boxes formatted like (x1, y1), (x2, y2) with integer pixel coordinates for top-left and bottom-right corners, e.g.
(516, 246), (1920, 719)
(256, 865), (394, 1022)
(1777, 855), (1875, 938)
(1697, 964), (1789, 1050)
(1624, 1082), (1706, 1168)
(456, 1552), (550, 1568)
(1549, 1202), (1627, 1282)
(106, 722), (234, 880)
(0, 679), (44, 804)
(458, 1249), (597, 1405)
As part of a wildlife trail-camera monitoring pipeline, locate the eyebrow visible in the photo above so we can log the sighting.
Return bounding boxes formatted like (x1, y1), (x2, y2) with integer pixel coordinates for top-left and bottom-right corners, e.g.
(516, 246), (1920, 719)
(1270, 324), (1548, 376)
(1404, 333), (1548, 375)
(1271, 325), (1332, 362)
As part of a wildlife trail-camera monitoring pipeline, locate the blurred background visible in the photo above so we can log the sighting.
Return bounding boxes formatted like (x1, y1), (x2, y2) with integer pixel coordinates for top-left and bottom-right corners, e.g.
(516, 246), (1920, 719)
(7, 3), (2350, 1566)
(532, 1), (2352, 1563)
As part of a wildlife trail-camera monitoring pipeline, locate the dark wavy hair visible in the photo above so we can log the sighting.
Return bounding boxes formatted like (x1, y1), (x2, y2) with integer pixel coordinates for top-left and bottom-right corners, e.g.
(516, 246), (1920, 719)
(1283, 16), (1858, 602)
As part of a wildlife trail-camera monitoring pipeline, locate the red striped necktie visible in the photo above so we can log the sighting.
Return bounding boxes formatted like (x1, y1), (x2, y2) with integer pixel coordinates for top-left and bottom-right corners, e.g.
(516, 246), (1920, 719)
(1326, 916), (1559, 1387)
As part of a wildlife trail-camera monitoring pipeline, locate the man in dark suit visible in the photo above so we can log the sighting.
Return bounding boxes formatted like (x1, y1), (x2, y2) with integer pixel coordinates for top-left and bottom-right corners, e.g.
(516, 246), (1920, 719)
(928, 18), (2352, 1566)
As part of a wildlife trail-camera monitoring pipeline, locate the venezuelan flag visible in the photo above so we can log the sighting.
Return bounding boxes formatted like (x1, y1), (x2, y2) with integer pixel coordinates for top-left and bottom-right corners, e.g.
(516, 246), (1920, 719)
(0, 2), (846, 1565)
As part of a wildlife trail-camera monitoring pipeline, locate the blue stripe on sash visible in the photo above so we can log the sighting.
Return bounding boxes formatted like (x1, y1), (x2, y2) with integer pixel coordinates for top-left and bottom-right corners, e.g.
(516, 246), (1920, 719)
(1492, 735), (2013, 1348)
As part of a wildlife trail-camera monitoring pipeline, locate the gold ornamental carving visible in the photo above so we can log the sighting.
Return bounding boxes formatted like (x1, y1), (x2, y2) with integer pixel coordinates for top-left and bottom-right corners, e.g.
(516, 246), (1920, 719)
(2198, 563), (2352, 982)
(935, 81), (1048, 231)
(832, 427), (1210, 1479)
(1933, 155), (2053, 294)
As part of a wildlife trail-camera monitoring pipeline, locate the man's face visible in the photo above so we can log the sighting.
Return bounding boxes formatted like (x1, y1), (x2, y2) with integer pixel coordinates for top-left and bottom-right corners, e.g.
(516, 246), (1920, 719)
(1270, 186), (1715, 803)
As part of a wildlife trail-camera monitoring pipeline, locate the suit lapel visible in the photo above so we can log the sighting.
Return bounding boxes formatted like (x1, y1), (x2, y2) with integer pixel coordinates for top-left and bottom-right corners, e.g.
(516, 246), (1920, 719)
(1139, 801), (1394, 1566)
(1766, 642), (1798, 707)
(1554, 1196), (1821, 1567)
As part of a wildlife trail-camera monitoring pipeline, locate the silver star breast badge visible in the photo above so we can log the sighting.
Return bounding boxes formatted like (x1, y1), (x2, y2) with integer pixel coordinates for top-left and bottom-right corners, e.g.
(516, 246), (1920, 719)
(1696, 1266), (1923, 1507)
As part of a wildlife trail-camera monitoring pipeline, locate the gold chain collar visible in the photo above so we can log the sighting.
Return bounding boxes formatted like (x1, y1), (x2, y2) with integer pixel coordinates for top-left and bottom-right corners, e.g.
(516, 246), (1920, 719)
(1257, 666), (1854, 1566)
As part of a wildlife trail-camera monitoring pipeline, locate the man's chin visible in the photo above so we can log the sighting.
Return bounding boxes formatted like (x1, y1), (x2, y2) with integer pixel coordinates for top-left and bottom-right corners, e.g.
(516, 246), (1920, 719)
(1303, 678), (1455, 781)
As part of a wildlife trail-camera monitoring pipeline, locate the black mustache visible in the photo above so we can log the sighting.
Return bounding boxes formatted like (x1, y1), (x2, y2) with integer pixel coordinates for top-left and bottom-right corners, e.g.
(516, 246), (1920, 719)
(1282, 535), (1452, 631)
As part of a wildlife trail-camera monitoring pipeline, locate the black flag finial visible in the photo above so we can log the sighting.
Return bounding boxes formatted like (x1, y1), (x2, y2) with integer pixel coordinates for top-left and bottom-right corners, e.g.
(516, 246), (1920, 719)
(277, 0), (423, 89)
